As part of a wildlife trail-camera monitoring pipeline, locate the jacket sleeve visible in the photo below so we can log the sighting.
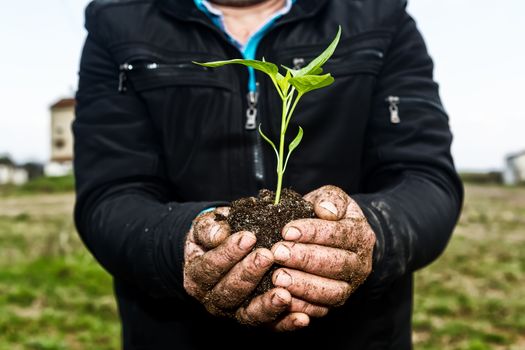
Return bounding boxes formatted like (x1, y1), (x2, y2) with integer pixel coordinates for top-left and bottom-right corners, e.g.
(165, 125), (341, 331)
(352, 7), (463, 296)
(73, 8), (224, 300)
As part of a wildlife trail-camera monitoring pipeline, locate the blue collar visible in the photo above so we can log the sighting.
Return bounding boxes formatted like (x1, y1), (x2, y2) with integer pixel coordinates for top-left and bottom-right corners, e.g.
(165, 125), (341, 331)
(194, 0), (295, 92)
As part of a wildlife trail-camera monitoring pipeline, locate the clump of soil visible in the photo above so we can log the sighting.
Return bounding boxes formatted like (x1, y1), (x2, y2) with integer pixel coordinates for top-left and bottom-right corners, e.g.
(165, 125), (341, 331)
(216, 188), (314, 295)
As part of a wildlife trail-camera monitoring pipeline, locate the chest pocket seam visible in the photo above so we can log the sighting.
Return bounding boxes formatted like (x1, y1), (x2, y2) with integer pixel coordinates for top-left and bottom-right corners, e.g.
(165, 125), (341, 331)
(272, 30), (393, 77)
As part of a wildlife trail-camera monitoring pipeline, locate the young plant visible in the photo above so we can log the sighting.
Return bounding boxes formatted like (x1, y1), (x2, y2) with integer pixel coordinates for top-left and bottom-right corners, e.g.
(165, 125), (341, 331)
(194, 27), (341, 204)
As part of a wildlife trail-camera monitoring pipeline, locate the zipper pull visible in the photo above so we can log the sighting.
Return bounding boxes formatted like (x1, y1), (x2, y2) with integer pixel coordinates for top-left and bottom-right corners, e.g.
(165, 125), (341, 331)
(386, 95), (400, 124)
(293, 57), (305, 70)
(245, 83), (259, 130)
(118, 63), (132, 93)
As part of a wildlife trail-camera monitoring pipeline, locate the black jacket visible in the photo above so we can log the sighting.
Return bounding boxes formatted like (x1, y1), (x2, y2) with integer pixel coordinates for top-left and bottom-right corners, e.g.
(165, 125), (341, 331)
(73, 0), (463, 349)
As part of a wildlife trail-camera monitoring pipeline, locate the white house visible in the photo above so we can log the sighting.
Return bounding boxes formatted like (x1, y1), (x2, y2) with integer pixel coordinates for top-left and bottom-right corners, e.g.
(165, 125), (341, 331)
(45, 98), (75, 177)
(0, 156), (29, 185)
(503, 150), (525, 185)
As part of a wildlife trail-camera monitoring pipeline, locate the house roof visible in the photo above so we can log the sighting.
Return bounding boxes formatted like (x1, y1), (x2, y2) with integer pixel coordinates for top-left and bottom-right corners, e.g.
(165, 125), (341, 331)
(50, 98), (76, 109)
(0, 155), (15, 166)
(507, 150), (525, 161)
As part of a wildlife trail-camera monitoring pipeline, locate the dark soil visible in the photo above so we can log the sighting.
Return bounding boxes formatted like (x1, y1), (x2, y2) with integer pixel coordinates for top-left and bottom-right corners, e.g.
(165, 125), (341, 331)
(216, 188), (314, 295)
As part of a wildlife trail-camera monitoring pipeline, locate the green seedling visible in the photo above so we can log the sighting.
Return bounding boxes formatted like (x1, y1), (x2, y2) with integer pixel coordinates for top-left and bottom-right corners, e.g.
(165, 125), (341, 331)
(194, 27), (341, 204)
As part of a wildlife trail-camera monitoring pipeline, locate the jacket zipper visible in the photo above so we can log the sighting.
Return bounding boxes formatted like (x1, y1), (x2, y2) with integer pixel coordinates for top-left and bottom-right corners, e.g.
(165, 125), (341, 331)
(118, 62), (209, 93)
(385, 96), (447, 124)
(245, 83), (259, 130)
(246, 82), (265, 186)
(386, 96), (400, 124)
(291, 48), (383, 68)
(120, 17), (264, 189)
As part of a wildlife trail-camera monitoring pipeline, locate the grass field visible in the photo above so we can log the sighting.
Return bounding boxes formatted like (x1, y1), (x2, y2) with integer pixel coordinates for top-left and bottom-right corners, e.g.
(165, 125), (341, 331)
(0, 184), (524, 349)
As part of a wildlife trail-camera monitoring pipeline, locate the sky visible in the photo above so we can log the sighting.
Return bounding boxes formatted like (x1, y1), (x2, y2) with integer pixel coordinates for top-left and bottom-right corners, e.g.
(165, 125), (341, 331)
(0, 0), (524, 171)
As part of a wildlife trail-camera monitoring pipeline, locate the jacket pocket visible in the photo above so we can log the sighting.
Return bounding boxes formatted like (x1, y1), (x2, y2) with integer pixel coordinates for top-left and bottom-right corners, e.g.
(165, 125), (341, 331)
(118, 56), (234, 93)
(111, 53), (238, 199)
(383, 95), (448, 124)
(273, 30), (391, 77)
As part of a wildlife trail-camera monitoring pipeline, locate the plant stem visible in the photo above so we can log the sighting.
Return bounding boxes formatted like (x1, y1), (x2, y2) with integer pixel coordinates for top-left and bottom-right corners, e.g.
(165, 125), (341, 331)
(274, 90), (291, 205)
(285, 91), (302, 130)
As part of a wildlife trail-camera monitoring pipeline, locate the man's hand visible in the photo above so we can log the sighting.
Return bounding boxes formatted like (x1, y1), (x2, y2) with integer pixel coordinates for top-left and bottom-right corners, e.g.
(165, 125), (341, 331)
(183, 207), (323, 331)
(271, 185), (376, 308)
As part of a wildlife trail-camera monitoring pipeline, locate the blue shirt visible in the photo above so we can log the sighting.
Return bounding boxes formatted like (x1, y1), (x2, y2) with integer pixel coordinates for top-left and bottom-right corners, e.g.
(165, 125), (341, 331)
(193, 0), (295, 92)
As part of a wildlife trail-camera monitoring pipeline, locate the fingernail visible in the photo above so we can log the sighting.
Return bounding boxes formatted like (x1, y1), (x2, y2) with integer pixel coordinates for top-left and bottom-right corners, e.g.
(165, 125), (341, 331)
(274, 270), (292, 287)
(209, 225), (220, 241)
(273, 245), (290, 261)
(283, 227), (301, 240)
(271, 293), (287, 307)
(254, 252), (272, 268)
(319, 201), (338, 217)
(239, 234), (256, 250)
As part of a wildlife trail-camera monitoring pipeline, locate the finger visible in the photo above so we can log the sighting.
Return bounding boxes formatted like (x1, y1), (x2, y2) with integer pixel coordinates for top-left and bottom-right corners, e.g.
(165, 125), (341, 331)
(272, 242), (359, 280)
(273, 268), (351, 307)
(289, 298), (329, 318)
(193, 212), (231, 249)
(303, 188), (319, 204)
(282, 218), (366, 250)
(235, 288), (291, 326)
(186, 231), (256, 289)
(304, 185), (349, 221)
(215, 206), (231, 217)
(184, 227), (206, 263)
(206, 248), (274, 309)
(273, 312), (310, 332)
(344, 198), (366, 220)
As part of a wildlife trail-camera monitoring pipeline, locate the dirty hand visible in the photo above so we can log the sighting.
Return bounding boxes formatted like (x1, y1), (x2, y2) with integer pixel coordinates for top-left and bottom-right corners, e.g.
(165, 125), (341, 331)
(271, 185), (376, 308)
(183, 207), (323, 331)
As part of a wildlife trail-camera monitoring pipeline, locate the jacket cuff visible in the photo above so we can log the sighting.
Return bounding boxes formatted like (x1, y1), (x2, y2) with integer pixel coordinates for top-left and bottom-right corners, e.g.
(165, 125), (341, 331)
(351, 193), (391, 297)
(152, 201), (228, 299)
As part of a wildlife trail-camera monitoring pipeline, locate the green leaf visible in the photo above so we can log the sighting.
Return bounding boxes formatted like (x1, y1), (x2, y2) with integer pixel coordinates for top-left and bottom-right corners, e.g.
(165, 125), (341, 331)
(289, 74), (334, 94)
(258, 124), (279, 164)
(310, 66), (324, 75)
(281, 65), (323, 77)
(283, 126), (303, 172)
(295, 26), (341, 77)
(193, 59), (278, 77)
(281, 64), (299, 77)
(275, 70), (292, 95)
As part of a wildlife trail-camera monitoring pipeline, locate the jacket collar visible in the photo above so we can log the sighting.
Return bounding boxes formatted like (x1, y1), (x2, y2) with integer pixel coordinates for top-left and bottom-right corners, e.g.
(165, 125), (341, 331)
(156, 0), (328, 25)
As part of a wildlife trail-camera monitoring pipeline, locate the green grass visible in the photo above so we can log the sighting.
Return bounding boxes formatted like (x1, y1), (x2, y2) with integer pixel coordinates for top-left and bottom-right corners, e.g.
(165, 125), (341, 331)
(0, 175), (75, 197)
(0, 196), (119, 350)
(0, 185), (524, 349)
(413, 185), (525, 349)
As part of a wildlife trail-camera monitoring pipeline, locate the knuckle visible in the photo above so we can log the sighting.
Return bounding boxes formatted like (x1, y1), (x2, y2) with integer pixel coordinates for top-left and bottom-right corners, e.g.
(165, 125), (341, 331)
(333, 282), (352, 307)
(221, 240), (242, 263)
(304, 303), (318, 316)
(366, 229), (377, 247)
(320, 184), (337, 192)
(183, 277), (202, 300)
(222, 249), (238, 264)
(199, 255), (217, 274)
(336, 250), (356, 280)
(238, 263), (261, 284)
(235, 307), (252, 325)
(298, 247), (314, 269)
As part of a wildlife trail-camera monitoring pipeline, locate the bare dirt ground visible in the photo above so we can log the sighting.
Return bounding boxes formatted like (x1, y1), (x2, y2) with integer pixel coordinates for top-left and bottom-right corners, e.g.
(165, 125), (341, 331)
(0, 192), (75, 217)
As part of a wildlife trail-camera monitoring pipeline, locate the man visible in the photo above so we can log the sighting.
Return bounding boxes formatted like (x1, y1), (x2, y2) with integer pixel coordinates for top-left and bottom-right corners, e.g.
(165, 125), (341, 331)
(73, 0), (463, 349)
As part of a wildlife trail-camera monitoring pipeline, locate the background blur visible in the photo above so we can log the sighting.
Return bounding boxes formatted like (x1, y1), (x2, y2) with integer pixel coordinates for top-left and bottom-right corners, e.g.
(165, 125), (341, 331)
(0, 1), (524, 349)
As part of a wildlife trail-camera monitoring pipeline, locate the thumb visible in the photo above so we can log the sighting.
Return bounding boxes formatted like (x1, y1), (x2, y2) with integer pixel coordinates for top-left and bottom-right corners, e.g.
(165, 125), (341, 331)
(304, 185), (349, 221)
